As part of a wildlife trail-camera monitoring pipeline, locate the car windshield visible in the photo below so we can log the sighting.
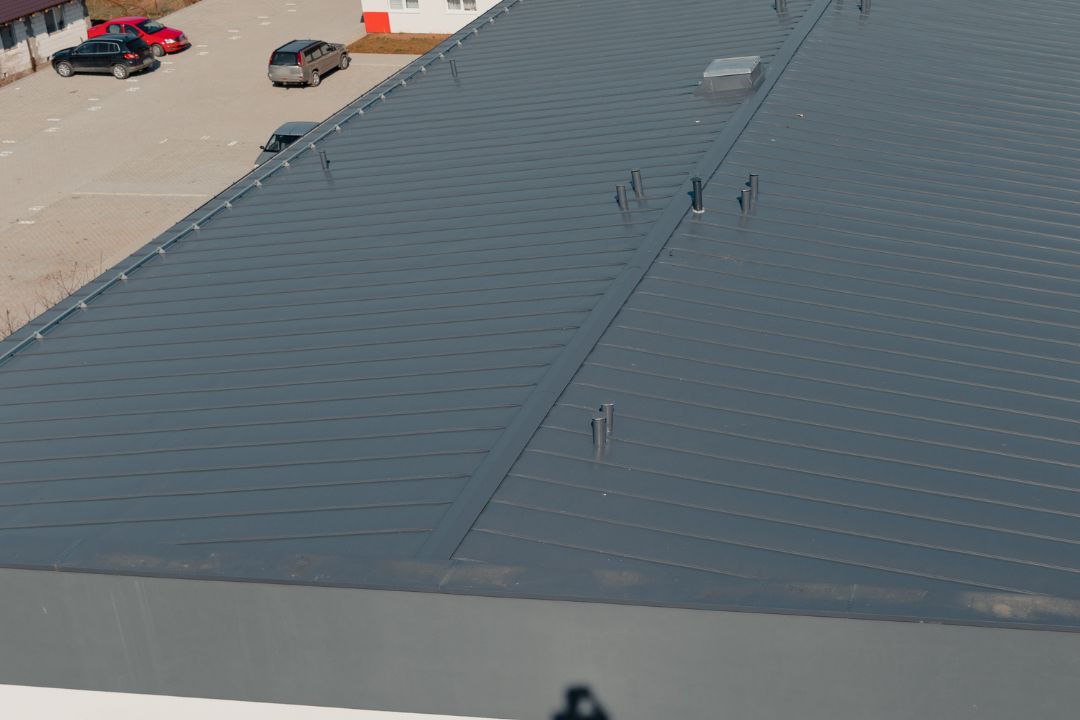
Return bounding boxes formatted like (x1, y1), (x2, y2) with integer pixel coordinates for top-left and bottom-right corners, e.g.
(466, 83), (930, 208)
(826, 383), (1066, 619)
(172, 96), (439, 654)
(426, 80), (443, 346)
(264, 134), (299, 153)
(271, 51), (298, 66)
(137, 20), (166, 33)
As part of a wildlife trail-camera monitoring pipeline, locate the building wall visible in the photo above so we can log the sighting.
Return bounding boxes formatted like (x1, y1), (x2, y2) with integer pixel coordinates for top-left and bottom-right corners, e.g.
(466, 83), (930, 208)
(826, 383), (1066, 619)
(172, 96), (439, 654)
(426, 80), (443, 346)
(363, 0), (499, 34)
(3, 567), (1080, 720)
(0, 2), (89, 85)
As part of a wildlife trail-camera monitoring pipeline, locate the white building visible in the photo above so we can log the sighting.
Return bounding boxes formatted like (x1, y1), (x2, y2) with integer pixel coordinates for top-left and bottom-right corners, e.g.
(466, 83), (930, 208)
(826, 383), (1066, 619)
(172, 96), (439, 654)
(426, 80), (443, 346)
(362, 0), (499, 34)
(0, 0), (89, 84)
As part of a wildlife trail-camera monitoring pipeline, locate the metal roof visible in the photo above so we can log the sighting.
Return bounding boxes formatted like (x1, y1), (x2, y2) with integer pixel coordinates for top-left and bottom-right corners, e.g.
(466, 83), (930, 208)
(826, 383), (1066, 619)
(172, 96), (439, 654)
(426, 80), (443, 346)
(3, 0), (1080, 630)
(0, 0), (65, 25)
(459, 0), (1080, 618)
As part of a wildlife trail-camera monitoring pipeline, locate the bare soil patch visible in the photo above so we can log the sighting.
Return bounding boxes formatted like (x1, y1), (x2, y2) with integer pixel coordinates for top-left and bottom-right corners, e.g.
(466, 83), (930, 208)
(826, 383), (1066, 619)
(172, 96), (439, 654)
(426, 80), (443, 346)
(349, 33), (449, 55)
(86, 0), (201, 21)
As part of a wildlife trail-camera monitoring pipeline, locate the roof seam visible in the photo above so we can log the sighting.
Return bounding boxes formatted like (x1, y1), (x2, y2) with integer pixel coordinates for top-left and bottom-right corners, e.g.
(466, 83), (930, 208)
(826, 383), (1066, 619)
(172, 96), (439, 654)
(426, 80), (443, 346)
(415, 0), (837, 561)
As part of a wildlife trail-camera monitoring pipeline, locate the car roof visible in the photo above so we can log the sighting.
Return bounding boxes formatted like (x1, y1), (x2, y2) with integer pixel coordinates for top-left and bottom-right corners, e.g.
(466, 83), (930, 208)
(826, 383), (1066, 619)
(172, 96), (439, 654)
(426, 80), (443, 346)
(272, 121), (319, 136)
(275, 39), (322, 52)
(106, 16), (150, 23)
(86, 34), (138, 42)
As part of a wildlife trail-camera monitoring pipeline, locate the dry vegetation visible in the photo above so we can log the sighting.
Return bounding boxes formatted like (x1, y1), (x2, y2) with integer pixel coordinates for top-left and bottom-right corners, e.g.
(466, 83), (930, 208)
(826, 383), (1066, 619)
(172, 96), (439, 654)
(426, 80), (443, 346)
(1, 259), (104, 340)
(348, 33), (449, 55)
(85, 0), (201, 21)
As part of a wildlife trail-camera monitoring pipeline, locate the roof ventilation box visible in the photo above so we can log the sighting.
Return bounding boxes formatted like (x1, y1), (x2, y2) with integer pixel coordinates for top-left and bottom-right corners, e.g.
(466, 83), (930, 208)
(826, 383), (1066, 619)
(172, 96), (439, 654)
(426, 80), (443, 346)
(701, 56), (764, 93)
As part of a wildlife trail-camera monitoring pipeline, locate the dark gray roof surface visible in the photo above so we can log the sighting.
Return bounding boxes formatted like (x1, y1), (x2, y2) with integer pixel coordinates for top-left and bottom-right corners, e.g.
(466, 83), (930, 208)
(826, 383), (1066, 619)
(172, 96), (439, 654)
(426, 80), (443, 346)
(3, 0), (1080, 629)
(0, 0), (812, 565)
(460, 0), (1080, 609)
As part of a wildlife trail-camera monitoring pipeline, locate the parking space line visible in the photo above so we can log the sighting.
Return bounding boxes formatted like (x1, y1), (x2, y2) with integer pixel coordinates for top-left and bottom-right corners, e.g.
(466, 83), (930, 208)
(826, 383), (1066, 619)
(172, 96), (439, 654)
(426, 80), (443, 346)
(75, 192), (209, 198)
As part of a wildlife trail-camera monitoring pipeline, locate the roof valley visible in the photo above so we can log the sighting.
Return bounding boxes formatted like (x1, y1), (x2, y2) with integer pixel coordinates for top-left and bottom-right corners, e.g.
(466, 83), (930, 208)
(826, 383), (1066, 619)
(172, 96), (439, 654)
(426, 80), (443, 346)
(416, 0), (836, 561)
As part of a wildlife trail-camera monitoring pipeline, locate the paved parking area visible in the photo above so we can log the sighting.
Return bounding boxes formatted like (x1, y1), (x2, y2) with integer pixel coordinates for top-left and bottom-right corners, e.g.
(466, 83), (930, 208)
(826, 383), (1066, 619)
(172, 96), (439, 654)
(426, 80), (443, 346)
(0, 0), (414, 336)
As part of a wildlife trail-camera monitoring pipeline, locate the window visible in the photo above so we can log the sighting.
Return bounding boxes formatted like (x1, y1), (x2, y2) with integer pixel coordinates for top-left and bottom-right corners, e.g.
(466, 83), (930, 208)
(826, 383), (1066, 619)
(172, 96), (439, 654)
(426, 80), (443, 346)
(0, 24), (15, 50)
(448, 0), (477, 9)
(44, 7), (65, 33)
(390, 0), (420, 9)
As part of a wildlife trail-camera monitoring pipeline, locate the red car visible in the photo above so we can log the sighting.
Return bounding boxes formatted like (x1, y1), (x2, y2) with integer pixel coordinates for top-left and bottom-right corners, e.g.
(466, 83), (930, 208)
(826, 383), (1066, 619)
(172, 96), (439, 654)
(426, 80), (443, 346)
(88, 17), (190, 57)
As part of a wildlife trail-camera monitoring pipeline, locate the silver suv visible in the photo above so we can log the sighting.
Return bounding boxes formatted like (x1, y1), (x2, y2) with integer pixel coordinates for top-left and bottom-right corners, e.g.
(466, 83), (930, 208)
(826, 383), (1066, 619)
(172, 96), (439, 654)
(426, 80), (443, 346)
(268, 39), (350, 87)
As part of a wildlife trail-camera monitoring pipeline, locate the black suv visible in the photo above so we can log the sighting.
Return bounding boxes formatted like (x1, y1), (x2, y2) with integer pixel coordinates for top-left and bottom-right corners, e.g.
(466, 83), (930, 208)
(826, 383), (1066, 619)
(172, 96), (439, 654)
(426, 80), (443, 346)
(52, 34), (155, 80)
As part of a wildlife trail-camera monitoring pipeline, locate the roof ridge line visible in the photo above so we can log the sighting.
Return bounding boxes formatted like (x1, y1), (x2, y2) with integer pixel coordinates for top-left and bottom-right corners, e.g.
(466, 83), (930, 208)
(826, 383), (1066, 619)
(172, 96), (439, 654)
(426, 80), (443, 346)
(416, 0), (836, 561)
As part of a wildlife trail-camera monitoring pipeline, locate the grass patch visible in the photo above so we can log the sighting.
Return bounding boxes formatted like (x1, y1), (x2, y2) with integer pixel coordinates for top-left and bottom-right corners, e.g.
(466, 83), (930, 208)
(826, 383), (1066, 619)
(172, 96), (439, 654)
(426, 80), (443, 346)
(86, 0), (201, 21)
(348, 33), (449, 55)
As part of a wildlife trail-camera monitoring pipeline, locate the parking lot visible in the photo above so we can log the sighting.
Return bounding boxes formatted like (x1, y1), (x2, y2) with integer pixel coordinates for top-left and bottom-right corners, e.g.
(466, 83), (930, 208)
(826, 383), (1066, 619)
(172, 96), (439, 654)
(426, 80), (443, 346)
(0, 0), (415, 335)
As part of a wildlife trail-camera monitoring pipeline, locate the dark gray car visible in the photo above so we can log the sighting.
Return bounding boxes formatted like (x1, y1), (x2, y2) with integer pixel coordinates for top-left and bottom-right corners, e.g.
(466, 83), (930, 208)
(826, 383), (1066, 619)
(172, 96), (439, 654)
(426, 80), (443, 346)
(255, 121), (319, 165)
(268, 39), (349, 87)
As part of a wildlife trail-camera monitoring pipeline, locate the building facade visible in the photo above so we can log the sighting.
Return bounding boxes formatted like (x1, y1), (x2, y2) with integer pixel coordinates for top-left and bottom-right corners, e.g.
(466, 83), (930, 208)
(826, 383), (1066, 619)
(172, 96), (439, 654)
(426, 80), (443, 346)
(362, 0), (498, 34)
(0, 1), (89, 84)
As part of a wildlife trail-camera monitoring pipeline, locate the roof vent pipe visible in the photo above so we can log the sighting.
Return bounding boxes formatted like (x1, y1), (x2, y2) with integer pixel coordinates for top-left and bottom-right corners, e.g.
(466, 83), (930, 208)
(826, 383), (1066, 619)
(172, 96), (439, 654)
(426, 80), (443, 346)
(631, 169), (644, 199)
(749, 173), (759, 200)
(599, 403), (615, 434)
(615, 184), (629, 211)
(450, 58), (459, 78)
(741, 188), (752, 212)
(691, 177), (705, 214)
(860, 0), (870, 12)
(592, 416), (608, 449)
(774, 0), (787, 12)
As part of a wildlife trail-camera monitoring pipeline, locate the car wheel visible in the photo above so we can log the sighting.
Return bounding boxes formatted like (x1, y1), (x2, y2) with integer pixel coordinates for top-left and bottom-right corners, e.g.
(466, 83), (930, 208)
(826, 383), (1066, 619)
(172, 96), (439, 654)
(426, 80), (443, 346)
(151, 43), (165, 58)
(55, 61), (73, 77)
(339, 54), (350, 71)
(309, 70), (320, 87)
(112, 64), (130, 80)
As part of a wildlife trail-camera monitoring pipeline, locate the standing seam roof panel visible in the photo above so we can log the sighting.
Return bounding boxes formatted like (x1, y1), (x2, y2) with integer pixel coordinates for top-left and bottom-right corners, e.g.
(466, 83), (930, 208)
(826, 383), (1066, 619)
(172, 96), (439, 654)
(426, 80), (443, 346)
(0, 0), (813, 569)
(460, 0), (1080, 622)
